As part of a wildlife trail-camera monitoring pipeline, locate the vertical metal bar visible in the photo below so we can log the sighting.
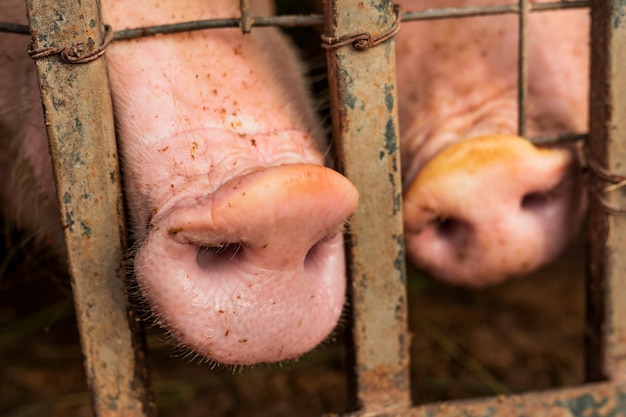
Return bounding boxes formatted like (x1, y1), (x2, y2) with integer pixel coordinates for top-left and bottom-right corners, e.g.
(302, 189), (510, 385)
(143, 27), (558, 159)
(517, 0), (530, 137)
(25, 1), (154, 416)
(239, 0), (253, 33)
(322, 1), (411, 413)
(586, 0), (626, 383)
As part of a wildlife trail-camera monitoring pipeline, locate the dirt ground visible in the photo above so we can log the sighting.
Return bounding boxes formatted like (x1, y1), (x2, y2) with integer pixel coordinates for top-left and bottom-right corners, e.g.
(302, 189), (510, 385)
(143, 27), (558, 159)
(0, 235), (585, 417)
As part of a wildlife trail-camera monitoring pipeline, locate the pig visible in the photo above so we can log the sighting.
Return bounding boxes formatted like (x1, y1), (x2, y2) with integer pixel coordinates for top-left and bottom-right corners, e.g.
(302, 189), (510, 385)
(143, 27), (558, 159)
(0, 0), (358, 365)
(395, 0), (588, 286)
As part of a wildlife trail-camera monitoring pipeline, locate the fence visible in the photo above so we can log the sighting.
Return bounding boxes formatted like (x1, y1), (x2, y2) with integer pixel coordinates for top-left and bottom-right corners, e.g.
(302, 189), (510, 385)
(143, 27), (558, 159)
(3, 0), (626, 415)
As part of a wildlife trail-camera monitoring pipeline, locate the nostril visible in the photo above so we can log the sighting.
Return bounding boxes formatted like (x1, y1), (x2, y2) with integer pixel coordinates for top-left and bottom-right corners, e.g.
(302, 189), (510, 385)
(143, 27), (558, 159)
(435, 216), (469, 240)
(304, 241), (321, 268)
(304, 232), (338, 269)
(196, 243), (244, 271)
(521, 191), (552, 211)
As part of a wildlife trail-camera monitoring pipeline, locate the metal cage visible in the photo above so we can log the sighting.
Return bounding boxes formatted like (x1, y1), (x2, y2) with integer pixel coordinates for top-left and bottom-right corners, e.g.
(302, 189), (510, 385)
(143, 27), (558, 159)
(4, 0), (626, 415)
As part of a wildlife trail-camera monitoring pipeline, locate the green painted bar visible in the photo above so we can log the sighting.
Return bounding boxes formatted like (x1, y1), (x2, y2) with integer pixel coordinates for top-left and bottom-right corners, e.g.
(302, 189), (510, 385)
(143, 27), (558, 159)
(25, 1), (153, 415)
(322, 0), (411, 412)
(409, 382), (626, 417)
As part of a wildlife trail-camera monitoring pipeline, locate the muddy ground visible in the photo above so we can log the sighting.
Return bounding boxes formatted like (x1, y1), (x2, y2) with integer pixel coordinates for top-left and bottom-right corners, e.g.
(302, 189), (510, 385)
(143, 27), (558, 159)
(0, 236), (585, 417)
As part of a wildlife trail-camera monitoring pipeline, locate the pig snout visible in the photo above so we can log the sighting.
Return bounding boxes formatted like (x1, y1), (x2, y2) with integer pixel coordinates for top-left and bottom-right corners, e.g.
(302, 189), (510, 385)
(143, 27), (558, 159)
(89, 0), (366, 364)
(136, 164), (358, 365)
(0, 0), (361, 366)
(403, 135), (584, 286)
(394, 0), (588, 285)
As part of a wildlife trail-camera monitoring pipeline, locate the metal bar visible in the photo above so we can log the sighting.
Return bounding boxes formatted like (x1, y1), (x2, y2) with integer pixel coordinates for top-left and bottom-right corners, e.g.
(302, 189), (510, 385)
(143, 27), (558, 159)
(2, 2), (591, 37)
(407, 382), (626, 417)
(239, 0), (253, 34)
(401, 1), (589, 22)
(337, 382), (626, 416)
(530, 133), (588, 146)
(112, 15), (325, 40)
(334, 382), (626, 416)
(517, 0), (530, 137)
(585, 0), (626, 383)
(322, 0), (411, 413)
(24, 0), (154, 416)
(0, 21), (29, 34)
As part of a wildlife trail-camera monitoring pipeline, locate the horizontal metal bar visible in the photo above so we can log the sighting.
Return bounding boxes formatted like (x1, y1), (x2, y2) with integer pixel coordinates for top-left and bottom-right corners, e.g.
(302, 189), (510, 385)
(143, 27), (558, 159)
(1, 1), (590, 37)
(113, 14), (325, 40)
(530, 133), (588, 146)
(341, 381), (626, 416)
(0, 14), (325, 37)
(0, 21), (29, 34)
(402, 0), (590, 21)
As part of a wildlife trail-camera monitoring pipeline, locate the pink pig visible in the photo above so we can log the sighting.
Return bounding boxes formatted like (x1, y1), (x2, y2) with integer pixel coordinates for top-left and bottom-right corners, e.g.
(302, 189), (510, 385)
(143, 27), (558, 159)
(0, 0), (358, 365)
(396, 0), (588, 285)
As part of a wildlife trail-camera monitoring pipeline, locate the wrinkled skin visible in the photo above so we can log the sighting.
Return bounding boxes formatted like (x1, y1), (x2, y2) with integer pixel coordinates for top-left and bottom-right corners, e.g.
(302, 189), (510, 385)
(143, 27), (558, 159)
(0, 0), (358, 365)
(396, 0), (588, 285)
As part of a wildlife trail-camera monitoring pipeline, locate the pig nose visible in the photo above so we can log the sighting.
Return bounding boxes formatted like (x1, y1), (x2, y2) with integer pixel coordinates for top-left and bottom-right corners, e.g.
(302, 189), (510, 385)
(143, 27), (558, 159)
(403, 135), (583, 286)
(134, 164), (359, 365)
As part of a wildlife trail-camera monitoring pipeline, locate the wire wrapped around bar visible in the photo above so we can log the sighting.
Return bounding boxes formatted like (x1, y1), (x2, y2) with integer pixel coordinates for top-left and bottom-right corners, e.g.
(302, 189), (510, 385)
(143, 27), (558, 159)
(585, 146), (626, 215)
(320, 5), (401, 50)
(0, 1), (590, 38)
(28, 24), (113, 63)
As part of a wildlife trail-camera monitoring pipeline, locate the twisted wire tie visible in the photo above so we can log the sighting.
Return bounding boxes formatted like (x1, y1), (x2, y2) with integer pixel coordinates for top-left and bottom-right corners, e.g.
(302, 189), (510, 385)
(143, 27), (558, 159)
(28, 24), (113, 64)
(585, 146), (626, 215)
(321, 4), (401, 51)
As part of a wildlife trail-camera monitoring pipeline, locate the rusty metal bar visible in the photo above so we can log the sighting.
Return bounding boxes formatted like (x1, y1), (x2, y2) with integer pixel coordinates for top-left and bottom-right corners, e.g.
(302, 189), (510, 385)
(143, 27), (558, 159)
(401, 1), (589, 22)
(0, 21), (29, 34)
(322, 0), (411, 413)
(113, 15), (325, 40)
(517, 0), (530, 137)
(337, 382), (626, 416)
(585, 0), (626, 383)
(407, 382), (626, 417)
(25, 0), (153, 416)
(239, 0), (253, 34)
(1, 2), (590, 38)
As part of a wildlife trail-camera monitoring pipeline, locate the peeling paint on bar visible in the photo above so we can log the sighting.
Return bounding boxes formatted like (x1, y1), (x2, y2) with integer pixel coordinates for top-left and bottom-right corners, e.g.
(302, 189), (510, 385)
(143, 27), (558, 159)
(323, 0), (411, 413)
(410, 383), (626, 417)
(25, 1), (154, 416)
(333, 383), (626, 416)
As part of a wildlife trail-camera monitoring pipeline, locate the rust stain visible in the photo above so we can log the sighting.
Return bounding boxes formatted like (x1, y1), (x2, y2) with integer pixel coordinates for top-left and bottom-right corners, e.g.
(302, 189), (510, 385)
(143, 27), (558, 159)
(167, 227), (183, 236)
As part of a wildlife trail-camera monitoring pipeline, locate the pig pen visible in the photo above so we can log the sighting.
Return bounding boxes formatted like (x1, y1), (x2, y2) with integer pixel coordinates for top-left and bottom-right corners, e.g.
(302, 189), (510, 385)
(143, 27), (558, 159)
(1, 0), (625, 416)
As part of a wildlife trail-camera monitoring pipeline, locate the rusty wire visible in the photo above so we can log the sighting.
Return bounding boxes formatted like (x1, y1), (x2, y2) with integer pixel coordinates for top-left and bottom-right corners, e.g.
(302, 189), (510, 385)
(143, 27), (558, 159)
(401, 0), (589, 21)
(28, 24), (113, 63)
(0, 0), (590, 148)
(584, 147), (626, 215)
(0, 1), (590, 38)
(321, 5), (401, 50)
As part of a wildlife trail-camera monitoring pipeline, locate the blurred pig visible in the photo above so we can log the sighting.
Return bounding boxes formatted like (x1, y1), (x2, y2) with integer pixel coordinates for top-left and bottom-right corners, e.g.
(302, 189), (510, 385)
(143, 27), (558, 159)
(0, 0), (358, 365)
(396, 0), (588, 285)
